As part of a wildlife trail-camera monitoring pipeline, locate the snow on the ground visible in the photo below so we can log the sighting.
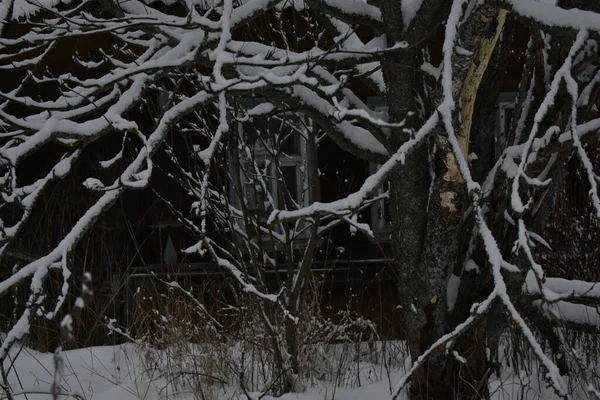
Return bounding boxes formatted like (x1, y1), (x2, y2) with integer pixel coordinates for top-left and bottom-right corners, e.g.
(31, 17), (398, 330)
(2, 341), (411, 400)
(0, 340), (595, 399)
(4, 343), (185, 400)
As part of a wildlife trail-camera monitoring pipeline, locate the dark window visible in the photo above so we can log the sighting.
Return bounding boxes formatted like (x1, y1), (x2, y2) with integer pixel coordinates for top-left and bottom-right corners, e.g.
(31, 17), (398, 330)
(503, 106), (514, 135)
(282, 166), (298, 204)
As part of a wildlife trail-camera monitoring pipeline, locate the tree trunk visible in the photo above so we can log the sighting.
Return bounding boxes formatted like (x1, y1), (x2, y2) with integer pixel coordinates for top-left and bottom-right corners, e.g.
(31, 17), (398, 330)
(382, 2), (509, 398)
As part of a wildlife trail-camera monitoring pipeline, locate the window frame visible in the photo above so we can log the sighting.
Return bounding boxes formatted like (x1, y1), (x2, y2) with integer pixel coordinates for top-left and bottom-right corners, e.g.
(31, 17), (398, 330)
(228, 98), (309, 246)
(497, 92), (517, 153)
(366, 97), (391, 242)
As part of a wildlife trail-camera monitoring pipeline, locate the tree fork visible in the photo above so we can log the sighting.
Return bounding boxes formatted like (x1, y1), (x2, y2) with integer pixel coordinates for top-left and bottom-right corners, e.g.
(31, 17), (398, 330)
(408, 5), (512, 400)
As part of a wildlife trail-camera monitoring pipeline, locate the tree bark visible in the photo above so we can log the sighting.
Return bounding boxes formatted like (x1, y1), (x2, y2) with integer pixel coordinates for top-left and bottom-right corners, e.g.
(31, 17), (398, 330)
(382, 2), (511, 398)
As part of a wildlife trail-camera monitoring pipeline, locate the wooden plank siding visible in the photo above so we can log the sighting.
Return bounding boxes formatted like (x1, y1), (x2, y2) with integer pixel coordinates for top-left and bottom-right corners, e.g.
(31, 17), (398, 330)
(3, 3), (598, 348)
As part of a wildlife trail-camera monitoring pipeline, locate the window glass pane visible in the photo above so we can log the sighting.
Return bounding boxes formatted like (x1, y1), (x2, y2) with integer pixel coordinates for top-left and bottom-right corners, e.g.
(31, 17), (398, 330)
(270, 118), (298, 155)
(383, 180), (390, 223)
(280, 133), (299, 155)
(244, 177), (263, 211)
(243, 161), (270, 211)
(240, 97), (271, 155)
(370, 164), (391, 230)
(243, 119), (268, 151)
(375, 179), (390, 224)
(497, 93), (517, 137)
(504, 106), (514, 134)
(282, 166), (298, 203)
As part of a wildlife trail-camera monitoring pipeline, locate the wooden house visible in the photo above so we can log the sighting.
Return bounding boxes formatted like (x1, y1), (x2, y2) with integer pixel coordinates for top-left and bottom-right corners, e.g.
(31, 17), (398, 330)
(0, 1), (597, 350)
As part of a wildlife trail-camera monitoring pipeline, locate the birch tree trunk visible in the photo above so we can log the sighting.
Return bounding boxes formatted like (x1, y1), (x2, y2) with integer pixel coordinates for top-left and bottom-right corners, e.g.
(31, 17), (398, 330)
(382, 2), (509, 398)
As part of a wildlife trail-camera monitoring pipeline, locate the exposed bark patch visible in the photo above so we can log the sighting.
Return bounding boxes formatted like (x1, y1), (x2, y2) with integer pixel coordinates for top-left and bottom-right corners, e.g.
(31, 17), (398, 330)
(440, 190), (458, 213)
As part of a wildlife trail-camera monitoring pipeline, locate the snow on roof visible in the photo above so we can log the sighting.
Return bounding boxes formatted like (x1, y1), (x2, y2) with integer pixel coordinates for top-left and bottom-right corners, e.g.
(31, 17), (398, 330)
(6, 0), (215, 19)
(10, 0), (69, 19)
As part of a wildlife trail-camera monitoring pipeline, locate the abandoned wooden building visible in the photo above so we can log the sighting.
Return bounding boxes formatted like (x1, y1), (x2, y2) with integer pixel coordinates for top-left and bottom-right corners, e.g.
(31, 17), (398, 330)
(0, 0), (599, 351)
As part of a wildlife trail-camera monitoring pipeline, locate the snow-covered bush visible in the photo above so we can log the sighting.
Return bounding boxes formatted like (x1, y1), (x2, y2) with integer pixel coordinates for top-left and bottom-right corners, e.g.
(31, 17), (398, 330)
(2, 0), (600, 399)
